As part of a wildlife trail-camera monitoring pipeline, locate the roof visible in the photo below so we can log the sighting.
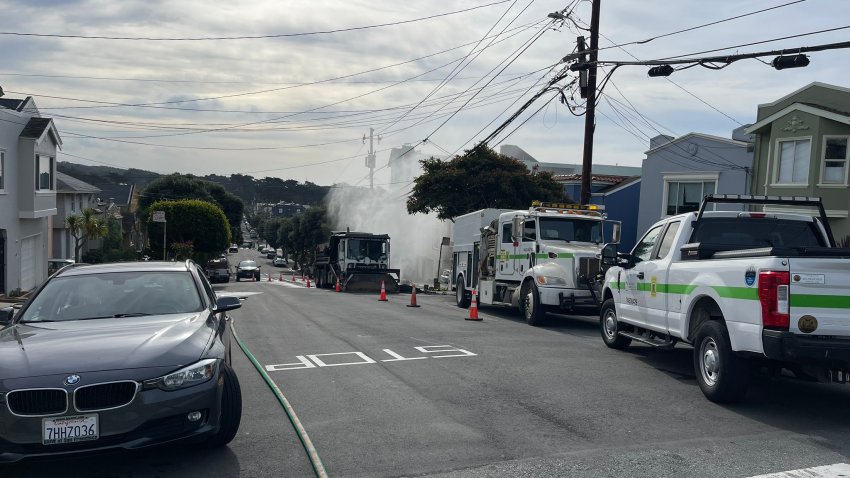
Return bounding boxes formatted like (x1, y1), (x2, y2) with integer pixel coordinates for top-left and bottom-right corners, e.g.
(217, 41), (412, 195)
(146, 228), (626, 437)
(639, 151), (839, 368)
(0, 98), (25, 111)
(745, 102), (850, 134)
(644, 132), (749, 155)
(553, 174), (629, 184)
(755, 82), (850, 109)
(58, 260), (191, 277)
(56, 172), (101, 194)
(595, 175), (642, 195)
(19, 117), (52, 138)
(91, 182), (135, 206)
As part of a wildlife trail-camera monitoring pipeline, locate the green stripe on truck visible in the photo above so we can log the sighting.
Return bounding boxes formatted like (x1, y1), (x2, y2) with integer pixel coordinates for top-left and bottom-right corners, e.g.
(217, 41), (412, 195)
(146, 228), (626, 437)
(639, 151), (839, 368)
(790, 294), (850, 309)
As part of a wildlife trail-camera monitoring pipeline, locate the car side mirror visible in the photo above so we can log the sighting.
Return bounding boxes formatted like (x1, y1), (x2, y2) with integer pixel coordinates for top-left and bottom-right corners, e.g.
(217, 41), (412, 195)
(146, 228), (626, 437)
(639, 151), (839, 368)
(0, 306), (16, 327)
(617, 252), (635, 269)
(600, 243), (618, 266)
(511, 216), (522, 241)
(214, 296), (242, 313)
(611, 222), (622, 243)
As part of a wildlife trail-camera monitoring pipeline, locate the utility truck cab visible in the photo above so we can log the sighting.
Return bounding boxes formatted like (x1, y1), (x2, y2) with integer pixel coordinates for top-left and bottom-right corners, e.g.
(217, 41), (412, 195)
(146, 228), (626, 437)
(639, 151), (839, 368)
(452, 202), (620, 325)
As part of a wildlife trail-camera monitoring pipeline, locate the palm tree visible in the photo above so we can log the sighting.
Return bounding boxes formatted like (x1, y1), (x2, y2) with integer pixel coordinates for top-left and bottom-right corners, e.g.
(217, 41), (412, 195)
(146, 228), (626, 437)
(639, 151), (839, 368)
(67, 208), (109, 262)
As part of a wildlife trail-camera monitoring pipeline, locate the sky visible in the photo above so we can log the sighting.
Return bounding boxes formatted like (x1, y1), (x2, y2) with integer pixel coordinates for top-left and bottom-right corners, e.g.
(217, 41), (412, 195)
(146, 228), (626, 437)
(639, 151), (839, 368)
(0, 0), (847, 188)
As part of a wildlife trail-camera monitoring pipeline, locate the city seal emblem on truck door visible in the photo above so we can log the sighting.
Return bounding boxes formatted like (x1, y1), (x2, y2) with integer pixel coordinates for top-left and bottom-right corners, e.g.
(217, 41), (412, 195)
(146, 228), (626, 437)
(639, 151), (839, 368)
(798, 315), (818, 334)
(745, 266), (757, 287)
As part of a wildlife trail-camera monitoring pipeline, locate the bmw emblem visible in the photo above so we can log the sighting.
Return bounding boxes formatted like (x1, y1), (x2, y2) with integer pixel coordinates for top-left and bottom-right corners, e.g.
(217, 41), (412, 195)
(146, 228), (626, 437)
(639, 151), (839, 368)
(64, 375), (81, 386)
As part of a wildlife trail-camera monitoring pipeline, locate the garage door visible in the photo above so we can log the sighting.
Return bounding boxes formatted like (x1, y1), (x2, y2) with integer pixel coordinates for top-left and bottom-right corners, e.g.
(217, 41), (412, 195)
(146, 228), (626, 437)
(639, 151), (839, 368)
(20, 236), (35, 291)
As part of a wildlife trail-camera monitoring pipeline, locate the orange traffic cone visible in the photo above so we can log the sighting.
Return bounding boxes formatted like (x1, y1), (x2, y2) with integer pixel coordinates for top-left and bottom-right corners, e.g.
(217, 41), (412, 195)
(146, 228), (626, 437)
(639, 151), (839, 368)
(378, 280), (388, 302)
(306, 278), (311, 288)
(407, 284), (420, 308)
(465, 288), (481, 321)
(252, 273), (256, 282)
(268, 273), (272, 282)
(335, 278), (341, 293)
(279, 272), (284, 281)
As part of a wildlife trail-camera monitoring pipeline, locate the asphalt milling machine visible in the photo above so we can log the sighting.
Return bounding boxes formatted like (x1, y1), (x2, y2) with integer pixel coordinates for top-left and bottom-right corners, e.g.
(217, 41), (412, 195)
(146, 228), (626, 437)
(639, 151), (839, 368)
(312, 231), (401, 293)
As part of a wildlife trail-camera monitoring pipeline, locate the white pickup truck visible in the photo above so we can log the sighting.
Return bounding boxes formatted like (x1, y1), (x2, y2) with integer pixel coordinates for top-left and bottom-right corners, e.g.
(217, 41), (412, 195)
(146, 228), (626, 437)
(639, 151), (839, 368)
(599, 195), (850, 403)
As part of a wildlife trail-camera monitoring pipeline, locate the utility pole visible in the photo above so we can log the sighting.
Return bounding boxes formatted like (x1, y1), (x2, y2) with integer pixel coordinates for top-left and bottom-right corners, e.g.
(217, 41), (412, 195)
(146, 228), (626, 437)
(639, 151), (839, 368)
(365, 128), (376, 189)
(579, 0), (601, 205)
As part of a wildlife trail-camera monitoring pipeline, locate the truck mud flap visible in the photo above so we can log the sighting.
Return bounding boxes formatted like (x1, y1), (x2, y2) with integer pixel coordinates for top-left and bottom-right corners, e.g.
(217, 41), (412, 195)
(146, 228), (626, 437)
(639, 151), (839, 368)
(344, 271), (400, 293)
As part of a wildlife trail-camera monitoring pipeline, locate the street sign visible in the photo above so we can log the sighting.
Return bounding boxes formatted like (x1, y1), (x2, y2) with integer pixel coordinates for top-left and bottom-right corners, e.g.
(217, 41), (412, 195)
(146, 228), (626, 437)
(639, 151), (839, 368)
(152, 211), (166, 223)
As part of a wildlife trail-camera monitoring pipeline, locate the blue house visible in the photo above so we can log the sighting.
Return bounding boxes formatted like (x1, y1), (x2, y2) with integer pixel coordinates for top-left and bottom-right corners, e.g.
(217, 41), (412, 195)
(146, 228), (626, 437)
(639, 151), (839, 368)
(635, 129), (753, 240)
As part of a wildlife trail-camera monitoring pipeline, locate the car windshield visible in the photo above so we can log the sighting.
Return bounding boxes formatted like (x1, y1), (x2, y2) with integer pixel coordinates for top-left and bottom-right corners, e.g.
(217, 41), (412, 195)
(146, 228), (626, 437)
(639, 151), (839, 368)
(18, 271), (204, 323)
(239, 261), (257, 267)
(539, 218), (603, 243)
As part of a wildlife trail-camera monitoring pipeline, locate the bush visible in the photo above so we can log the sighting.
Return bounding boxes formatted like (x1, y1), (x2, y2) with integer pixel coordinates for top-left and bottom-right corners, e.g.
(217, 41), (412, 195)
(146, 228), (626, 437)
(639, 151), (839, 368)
(82, 249), (104, 264)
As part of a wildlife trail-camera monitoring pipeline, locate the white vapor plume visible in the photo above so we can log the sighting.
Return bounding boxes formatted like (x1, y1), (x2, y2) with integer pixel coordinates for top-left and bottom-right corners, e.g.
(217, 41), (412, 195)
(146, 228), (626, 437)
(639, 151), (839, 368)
(325, 147), (452, 287)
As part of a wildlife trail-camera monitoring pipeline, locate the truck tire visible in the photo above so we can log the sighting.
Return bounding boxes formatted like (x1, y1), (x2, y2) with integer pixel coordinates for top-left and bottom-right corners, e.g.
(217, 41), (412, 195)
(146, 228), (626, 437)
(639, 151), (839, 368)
(693, 320), (750, 403)
(600, 299), (631, 349)
(456, 276), (470, 308)
(522, 281), (546, 326)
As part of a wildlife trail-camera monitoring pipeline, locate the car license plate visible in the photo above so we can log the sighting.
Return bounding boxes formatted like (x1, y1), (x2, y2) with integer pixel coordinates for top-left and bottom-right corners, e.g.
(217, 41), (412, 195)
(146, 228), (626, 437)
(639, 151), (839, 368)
(42, 414), (98, 445)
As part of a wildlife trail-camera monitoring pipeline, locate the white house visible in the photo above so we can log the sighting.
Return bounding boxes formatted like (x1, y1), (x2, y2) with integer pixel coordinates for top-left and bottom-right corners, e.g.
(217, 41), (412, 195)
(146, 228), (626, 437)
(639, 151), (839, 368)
(0, 95), (61, 295)
(53, 172), (100, 260)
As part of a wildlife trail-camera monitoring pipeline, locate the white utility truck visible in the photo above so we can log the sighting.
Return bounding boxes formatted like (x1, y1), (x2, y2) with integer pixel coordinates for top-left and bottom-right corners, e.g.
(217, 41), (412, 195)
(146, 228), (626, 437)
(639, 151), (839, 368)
(599, 195), (850, 402)
(452, 202), (620, 325)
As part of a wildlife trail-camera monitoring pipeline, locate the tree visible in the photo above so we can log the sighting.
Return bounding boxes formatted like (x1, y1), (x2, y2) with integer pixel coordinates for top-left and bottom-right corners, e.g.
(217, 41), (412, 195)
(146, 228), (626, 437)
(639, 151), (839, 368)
(147, 199), (230, 264)
(138, 173), (244, 245)
(67, 208), (109, 262)
(406, 145), (565, 221)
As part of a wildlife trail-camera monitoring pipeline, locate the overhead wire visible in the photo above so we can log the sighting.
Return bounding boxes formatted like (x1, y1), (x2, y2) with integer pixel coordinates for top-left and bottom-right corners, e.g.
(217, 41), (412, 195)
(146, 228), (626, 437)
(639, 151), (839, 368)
(0, 0), (515, 41)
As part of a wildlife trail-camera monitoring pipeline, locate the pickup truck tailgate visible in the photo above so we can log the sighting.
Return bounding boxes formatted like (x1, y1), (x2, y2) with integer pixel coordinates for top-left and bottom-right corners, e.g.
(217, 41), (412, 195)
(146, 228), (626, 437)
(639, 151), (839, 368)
(789, 259), (850, 337)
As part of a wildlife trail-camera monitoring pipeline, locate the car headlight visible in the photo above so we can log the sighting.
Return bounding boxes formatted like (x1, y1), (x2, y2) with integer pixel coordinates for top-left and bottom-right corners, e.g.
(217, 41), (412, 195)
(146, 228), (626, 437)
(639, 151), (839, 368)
(536, 275), (566, 286)
(146, 358), (218, 391)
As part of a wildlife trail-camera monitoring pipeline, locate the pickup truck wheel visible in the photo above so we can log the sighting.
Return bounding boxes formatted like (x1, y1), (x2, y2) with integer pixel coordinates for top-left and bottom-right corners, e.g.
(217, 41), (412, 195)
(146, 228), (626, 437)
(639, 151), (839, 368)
(600, 299), (631, 349)
(523, 282), (546, 326)
(694, 320), (750, 403)
(456, 276), (470, 308)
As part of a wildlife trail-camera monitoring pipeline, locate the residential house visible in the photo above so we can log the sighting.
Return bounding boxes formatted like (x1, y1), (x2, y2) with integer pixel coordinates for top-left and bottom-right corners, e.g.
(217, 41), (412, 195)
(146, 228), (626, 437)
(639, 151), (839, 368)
(746, 82), (850, 242)
(636, 129), (753, 241)
(89, 181), (138, 250)
(500, 144), (642, 176)
(0, 95), (61, 294)
(271, 202), (306, 218)
(53, 172), (100, 260)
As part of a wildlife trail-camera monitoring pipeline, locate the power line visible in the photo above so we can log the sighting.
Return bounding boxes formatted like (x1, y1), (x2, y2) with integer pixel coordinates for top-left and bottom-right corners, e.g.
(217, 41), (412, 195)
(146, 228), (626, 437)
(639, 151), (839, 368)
(0, 1), (515, 41)
(560, 0), (808, 61)
(12, 20), (545, 112)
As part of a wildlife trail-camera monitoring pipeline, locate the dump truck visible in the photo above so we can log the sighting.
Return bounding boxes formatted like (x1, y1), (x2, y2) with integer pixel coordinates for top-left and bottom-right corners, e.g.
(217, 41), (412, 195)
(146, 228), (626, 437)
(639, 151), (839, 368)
(312, 231), (401, 293)
(452, 201), (621, 325)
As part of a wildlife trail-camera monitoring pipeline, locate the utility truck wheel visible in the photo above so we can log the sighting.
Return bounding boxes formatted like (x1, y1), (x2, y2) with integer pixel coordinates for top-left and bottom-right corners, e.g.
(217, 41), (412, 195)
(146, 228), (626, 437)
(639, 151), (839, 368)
(456, 276), (470, 308)
(522, 282), (546, 326)
(600, 299), (631, 349)
(694, 320), (750, 403)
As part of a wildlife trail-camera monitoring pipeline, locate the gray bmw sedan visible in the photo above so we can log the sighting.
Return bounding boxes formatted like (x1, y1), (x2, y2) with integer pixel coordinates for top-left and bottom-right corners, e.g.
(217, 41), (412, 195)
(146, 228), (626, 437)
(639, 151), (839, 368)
(0, 261), (242, 463)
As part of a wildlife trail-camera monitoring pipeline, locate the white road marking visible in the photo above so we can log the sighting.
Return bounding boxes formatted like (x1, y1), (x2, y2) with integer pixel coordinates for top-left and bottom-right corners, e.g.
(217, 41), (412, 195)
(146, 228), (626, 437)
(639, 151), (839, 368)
(265, 356), (315, 371)
(415, 345), (477, 358)
(307, 352), (377, 367)
(381, 349), (428, 362)
(748, 463), (850, 477)
(265, 345), (476, 372)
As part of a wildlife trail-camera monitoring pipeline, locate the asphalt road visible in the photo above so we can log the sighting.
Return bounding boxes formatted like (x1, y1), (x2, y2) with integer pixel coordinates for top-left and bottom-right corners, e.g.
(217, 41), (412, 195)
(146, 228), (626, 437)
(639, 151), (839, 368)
(6, 248), (850, 477)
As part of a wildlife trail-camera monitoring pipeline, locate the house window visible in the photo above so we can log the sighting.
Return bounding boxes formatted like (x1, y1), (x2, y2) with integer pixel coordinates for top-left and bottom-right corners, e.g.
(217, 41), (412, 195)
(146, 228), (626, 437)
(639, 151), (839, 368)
(775, 139), (811, 184)
(665, 181), (715, 215)
(821, 136), (849, 184)
(36, 155), (55, 191)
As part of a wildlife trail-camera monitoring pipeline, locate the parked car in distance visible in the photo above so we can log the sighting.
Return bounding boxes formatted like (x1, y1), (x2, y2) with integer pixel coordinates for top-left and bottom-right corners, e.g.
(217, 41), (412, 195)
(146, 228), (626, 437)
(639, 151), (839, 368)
(235, 260), (261, 281)
(206, 257), (231, 283)
(0, 261), (243, 463)
(266, 250), (277, 259)
(273, 257), (288, 267)
(228, 244), (238, 253)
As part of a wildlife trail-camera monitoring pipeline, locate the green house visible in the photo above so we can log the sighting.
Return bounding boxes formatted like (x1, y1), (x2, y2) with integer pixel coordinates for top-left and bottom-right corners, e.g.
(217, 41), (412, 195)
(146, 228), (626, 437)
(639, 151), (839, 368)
(747, 82), (850, 243)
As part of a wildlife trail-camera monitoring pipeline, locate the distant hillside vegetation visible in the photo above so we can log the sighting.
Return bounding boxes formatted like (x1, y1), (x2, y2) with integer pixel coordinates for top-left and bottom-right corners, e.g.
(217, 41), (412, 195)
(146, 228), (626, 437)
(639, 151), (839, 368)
(57, 162), (330, 206)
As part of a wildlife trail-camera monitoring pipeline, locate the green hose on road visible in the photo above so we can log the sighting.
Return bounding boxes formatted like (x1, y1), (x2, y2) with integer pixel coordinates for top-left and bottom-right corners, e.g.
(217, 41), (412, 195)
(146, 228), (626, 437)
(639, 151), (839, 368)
(230, 320), (329, 478)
